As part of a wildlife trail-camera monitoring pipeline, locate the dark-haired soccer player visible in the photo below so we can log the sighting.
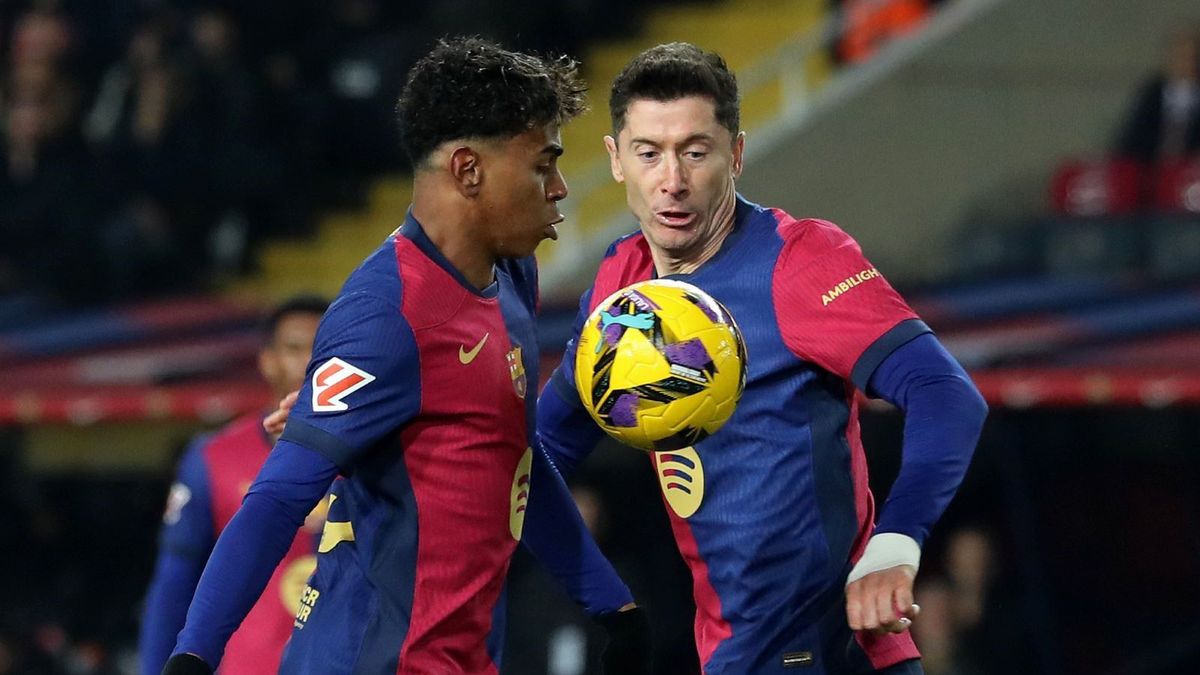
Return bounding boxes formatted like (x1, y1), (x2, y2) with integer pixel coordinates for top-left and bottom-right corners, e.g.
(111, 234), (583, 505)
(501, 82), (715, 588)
(140, 296), (328, 675)
(162, 38), (649, 675)
(536, 43), (988, 674)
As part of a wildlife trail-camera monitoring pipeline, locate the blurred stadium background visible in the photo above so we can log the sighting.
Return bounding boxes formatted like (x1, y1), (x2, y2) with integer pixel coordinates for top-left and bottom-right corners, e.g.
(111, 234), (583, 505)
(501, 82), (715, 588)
(2, 0), (1199, 673)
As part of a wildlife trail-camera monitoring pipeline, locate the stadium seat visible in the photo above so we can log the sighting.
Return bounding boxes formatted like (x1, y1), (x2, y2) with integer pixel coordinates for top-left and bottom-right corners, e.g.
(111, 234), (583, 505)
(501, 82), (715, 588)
(1049, 158), (1146, 216)
(1152, 159), (1200, 213)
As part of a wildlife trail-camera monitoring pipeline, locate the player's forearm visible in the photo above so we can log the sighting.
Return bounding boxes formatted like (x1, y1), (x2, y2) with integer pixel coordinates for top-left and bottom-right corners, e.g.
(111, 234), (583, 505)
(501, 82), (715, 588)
(869, 335), (988, 545)
(139, 551), (206, 675)
(521, 445), (633, 616)
(536, 369), (605, 477)
(172, 441), (336, 667)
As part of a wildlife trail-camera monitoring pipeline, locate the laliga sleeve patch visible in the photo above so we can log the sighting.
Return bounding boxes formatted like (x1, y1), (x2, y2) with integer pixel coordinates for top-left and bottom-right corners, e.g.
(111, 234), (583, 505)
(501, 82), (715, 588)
(311, 357), (376, 412)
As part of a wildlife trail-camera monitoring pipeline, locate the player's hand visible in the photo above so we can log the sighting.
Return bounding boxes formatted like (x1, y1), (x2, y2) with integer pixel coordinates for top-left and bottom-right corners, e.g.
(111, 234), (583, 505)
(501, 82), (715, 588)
(263, 390), (299, 438)
(596, 604), (653, 675)
(846, 564), (920, 634)
(162, 653), (212, 675)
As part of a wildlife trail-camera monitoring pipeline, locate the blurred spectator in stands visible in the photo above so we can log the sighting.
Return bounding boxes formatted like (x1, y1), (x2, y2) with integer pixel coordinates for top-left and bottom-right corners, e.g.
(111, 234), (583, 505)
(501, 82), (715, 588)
(912, 527), (996, 675)
(186, 8), (288, 276)
(836, 0), (931, 65)
(255, 26), (324, 240)
(910, 578), (958, 675)
(912, 526), (1039, 675)
(9, 4), (74, 70)
(0, 58), (96, 300)
(1114, 26), (1200, 163)
(87, 14), (216, 297)
(301, 0), (423, 203)
(0, 0), (663, 303)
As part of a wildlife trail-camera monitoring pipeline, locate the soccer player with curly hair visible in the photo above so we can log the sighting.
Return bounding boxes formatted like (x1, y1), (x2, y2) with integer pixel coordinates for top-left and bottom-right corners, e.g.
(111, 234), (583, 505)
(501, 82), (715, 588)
(161, 38), (650, 675)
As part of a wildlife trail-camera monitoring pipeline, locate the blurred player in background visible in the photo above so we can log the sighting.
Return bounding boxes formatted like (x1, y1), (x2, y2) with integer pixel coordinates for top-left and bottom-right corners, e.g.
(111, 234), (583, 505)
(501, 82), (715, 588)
(162, 38), (650, 675)
(139, 295), (329, 675)
(536, 43), (988, 674)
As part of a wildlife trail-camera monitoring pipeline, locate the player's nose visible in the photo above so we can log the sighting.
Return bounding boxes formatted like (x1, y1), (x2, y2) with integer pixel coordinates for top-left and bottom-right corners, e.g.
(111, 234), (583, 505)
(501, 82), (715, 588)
(659, 156), (688, 197)
(547, 168), (568, 201)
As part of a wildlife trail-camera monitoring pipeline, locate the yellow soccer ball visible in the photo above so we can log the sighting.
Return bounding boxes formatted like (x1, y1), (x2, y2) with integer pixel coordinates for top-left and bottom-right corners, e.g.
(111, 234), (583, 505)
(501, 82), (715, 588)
(574, 279), (746, 452)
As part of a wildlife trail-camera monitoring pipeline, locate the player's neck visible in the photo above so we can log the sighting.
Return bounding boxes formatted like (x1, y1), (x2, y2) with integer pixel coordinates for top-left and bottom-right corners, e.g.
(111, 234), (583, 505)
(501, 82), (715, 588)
(411, 195), (496, 291)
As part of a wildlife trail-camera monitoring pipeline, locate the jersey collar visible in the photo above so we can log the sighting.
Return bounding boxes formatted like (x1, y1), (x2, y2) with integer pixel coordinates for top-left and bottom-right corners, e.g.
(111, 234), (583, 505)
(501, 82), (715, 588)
(398, 210), (500, 299)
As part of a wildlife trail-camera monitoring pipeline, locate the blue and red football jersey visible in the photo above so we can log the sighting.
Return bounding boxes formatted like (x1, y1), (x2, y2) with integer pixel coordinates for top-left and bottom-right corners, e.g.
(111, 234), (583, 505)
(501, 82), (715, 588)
(140, 415), (322, 675)
(547, 196), (930, 673)
(275, 214), (544, 674)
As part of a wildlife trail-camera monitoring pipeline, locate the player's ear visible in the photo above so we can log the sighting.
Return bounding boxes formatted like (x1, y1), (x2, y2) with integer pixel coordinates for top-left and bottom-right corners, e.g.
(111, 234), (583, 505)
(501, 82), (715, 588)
(449, 145), (483, 197)
(731, 131), (745, 179)
(604, 135), (624, 183)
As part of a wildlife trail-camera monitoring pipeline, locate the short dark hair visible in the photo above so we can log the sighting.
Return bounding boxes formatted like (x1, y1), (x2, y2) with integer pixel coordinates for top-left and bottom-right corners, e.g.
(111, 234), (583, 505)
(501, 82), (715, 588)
(397, 37), (587, 167)
(264, 295), (328, 342)
(609, 42), (740, 137)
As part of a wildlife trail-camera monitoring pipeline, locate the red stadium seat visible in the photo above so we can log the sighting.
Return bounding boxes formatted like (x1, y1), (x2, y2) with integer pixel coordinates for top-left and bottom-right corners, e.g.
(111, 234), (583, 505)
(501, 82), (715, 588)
(1049, 158), (1146, 216)
(1152, 160), (1200, 213)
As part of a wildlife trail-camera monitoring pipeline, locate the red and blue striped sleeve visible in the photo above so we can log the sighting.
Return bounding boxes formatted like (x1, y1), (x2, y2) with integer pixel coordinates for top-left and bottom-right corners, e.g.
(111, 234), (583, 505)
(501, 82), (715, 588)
(139, 437), (214, 675)
(539, 288), (607, 477)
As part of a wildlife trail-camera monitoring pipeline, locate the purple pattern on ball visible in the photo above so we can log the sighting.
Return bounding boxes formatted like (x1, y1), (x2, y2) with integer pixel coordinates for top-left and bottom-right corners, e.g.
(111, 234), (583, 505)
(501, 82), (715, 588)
(610, 393), (639, 427)
(664, 339), (711, 370)
(689, 293), (720, 322)
(604, 323), (624, 346)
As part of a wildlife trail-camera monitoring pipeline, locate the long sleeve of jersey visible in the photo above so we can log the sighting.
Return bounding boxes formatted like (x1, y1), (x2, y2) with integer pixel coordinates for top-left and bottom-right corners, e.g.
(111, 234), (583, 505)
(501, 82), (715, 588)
(521, 442), (632, 616)
(171, 440), (338, 668)
(538, 367), (607, 478)
(139, 440), (213, 675)
(866, 333), (988, 546)
(528, 288), (632, 615)
(536, 287), (608, 477)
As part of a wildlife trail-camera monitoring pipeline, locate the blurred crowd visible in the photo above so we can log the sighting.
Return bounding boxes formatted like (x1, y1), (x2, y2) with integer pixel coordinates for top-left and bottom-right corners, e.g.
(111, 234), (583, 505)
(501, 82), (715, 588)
(0, 0), (644, 304)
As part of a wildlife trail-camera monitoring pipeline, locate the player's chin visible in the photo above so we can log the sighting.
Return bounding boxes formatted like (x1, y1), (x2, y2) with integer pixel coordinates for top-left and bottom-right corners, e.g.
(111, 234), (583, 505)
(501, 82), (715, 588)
(503, 236), (547, 259)
(652, 231), (697, 256)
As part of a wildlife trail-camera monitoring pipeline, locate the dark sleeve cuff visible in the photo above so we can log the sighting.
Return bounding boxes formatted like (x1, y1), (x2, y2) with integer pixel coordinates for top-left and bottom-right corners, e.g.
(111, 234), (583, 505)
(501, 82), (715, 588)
(850, 318), (932, 393)
(279, 419), (360, 474)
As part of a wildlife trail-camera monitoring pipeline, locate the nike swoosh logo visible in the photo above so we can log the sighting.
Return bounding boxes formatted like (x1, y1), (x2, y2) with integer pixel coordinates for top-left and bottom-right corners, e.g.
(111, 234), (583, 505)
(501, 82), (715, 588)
(459, 332), (490, 364)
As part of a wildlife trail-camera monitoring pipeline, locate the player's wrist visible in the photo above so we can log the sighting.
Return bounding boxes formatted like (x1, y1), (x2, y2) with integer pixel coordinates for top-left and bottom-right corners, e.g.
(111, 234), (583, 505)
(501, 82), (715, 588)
(846, 532), (921, 585)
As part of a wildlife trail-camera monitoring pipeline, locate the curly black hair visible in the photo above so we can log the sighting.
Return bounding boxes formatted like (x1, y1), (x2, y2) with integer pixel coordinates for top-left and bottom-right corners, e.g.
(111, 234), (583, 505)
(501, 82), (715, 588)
(609, 42), (739, 137)
(397, 37), (588, 167)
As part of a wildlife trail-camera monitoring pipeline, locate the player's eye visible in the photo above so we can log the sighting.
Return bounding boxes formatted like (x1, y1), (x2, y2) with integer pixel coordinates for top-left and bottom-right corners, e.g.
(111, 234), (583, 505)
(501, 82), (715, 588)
(637, 150), (659, 162)
(684, 151), (707, 160)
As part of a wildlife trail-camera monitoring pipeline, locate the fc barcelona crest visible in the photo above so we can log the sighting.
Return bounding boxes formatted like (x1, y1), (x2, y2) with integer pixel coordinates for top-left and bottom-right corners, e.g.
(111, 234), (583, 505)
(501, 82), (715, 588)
(506, 346), (527, 399)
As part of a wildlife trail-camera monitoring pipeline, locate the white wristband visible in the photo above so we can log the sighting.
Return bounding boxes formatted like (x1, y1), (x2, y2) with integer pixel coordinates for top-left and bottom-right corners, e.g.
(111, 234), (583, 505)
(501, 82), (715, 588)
(846, 533), (921, 585)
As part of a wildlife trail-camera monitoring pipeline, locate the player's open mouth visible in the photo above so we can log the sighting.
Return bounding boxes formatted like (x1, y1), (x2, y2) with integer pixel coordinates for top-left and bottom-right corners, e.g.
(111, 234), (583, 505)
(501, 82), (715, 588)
(544, 215), (564, 241)
(655, 210), (696, 227)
